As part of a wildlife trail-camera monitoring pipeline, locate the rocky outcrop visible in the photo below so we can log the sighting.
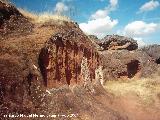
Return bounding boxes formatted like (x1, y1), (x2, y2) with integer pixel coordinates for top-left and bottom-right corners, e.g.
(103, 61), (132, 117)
(0, 0), (33, 37)
(99, 35), (138, 51)
(88, 35), (103, 51)
(0, 1), (21, 22)
(141, 45), (160, 64)
(94, 35), (158, 81)
(88, 35), (100, 44)
(39, 30), (101, 88)
(101, 50), (158, 81)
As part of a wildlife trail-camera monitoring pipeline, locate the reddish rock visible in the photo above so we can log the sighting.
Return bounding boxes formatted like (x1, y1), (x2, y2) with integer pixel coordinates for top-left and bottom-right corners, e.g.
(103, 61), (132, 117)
(101, 50), (158, 81)
(99, 35), (138, 51)
(39, 30), (101, 88)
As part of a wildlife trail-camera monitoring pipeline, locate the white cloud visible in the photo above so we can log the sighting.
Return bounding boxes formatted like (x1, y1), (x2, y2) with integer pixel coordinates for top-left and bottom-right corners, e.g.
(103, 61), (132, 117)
(98, 0), (118, 6)
(91, 0), (118, 19)
(79, 16), (118, 38)
(80, 0), (118, 38)
(124, 21), (158, 37)
(117, 21), (159, 47)
(139, 0), (160, 13)
(54, 2), (69, 14)
(91, 9), (108, 19)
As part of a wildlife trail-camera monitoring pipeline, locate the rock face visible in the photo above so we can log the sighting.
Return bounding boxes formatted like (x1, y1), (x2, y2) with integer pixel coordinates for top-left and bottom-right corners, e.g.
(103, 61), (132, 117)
(88, 35), (100, 44)
(141, 45), (160, 64)
(88, 35), (159, 81)
(88, 35), (103, 51)
(39, 30), (101, 88)
(0, 1), (21, 25)
(99, 35), (138, 51)
(0, 1), (33, 37)
(101, 50), (158, 81)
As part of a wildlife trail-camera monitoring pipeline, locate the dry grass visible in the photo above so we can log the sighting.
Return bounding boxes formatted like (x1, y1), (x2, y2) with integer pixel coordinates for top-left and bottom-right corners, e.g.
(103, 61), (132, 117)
(18, 8), (71, 23)
(104, 76), (160, 105)
(0, 0), (9, 3)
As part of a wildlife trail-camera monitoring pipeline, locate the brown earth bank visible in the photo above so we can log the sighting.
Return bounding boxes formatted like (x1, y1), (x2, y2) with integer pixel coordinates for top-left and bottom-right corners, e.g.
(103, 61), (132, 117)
(0, 1), (160, 120)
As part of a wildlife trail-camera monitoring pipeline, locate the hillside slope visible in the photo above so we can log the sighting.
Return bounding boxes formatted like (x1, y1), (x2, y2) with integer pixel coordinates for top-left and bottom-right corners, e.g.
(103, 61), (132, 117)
(0, 1), (126, 120)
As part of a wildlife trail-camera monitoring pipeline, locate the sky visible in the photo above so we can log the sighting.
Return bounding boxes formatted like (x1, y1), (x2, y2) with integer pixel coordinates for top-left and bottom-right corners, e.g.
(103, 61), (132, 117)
(10, 0), (160, 46)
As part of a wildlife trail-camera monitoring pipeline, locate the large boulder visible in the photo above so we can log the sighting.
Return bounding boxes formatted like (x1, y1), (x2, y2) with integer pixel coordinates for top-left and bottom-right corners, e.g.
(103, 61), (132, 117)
(101, 50), (158, 81)
(99, 35), (138, 51)
(39, 30), (101, 88)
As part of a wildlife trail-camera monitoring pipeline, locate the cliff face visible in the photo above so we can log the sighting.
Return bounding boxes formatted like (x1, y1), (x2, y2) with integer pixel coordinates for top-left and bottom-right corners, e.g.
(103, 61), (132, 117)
(39, 30), (101, 88)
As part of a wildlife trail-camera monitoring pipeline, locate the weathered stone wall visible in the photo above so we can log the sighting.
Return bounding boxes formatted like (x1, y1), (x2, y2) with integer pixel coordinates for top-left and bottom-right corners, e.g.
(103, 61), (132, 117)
(39, 30), (101, 88)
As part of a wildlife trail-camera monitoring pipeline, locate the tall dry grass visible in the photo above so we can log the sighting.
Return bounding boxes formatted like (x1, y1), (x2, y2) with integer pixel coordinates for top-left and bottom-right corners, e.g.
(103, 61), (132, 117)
(104, 70), (160, 105)
(18, 8), (71, 24)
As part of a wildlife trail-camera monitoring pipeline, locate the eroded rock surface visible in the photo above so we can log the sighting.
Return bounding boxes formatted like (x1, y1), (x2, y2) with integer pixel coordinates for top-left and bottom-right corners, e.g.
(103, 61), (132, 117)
(141, 45), (160, 64)
(99, 35), (138, 51)
(39, 30), (101, 88)
(101, 50), (158, 81)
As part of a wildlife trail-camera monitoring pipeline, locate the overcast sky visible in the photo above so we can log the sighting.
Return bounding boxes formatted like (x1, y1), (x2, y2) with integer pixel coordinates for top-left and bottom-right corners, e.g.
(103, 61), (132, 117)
(11, 0), (160, 46)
